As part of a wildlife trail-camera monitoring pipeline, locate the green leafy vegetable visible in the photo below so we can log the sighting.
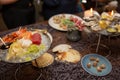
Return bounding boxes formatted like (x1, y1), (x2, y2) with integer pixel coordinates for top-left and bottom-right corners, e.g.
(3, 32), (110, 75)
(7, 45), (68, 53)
(62, 19), (74, 27)
(25, 44), (39, 54)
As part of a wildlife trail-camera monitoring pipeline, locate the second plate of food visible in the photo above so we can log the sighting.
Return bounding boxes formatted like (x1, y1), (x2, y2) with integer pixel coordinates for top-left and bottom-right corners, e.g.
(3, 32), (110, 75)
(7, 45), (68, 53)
(81, 54), (112, 76)
(48, 14), (83, 31)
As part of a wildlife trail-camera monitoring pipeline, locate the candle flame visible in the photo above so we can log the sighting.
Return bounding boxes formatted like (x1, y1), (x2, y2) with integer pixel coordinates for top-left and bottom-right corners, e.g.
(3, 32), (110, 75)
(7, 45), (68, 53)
(110, 10), (114, 16)
(82, 0), (87, 3)
(90, 8), (93, 13)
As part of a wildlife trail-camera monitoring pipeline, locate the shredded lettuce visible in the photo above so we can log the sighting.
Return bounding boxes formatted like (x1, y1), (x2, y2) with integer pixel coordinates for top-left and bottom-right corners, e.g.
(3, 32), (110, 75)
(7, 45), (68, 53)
(25, 44), (39, 54)
(62, 19), (74, 27)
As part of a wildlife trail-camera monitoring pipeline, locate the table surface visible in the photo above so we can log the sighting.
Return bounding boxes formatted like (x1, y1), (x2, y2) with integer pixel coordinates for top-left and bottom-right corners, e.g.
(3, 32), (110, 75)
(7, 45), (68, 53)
(0, 19), (120, 80)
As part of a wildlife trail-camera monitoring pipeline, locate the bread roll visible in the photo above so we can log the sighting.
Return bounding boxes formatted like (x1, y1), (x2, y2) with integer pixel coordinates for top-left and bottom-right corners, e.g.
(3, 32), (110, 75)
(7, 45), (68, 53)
(32, 53), (54, 68)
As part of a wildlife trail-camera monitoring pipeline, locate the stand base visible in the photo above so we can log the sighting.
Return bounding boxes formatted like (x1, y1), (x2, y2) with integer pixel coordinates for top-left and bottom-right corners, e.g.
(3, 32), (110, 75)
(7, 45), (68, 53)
(15, 53), (54, 80)
(15, 63), (41, 80)
(88, 44), (111, 57)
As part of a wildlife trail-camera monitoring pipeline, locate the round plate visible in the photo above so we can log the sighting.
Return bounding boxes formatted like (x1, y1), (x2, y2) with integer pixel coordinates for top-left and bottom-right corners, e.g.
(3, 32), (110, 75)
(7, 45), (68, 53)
(81, 54), (112, 76)
(48, 14), (83, 31)
(0, 29), (52, 63)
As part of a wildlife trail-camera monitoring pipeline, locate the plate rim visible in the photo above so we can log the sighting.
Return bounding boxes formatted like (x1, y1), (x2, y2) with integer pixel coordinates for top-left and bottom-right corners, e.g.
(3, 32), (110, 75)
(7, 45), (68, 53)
(81, 53), (112, 76)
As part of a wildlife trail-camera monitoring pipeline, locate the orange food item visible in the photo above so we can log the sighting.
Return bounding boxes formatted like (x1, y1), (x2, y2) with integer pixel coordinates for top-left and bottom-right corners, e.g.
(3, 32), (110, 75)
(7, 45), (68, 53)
(16, 28), (27, 35)
(18, 31), (32, 39)
(2, 28), (32, 43)
(3, 32), (18, 43)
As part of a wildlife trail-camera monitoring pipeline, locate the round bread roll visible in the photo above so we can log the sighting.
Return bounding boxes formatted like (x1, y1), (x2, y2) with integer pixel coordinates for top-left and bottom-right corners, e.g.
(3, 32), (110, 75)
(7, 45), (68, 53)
(52, 44), (72, 53)
(32, 53), (54, 68)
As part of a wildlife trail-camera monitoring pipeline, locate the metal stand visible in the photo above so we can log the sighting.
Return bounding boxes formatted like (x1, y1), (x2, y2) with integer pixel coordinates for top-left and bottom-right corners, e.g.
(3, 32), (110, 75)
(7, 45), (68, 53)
(96, 34), (101, 53)
(88, 34), (111, 57)
(15, 60), (41, 80)
(14, 52), (54, 80)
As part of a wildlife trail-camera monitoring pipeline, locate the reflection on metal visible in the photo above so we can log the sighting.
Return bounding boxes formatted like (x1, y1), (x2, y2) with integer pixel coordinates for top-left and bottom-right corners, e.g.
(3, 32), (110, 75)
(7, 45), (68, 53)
(96, 34), (101, 53)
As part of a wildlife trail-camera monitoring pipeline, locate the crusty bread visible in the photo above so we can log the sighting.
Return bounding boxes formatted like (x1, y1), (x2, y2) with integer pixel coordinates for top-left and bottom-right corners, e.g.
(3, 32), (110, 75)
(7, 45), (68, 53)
(32, 53), (54, 68)
(56, 49), (81, 63)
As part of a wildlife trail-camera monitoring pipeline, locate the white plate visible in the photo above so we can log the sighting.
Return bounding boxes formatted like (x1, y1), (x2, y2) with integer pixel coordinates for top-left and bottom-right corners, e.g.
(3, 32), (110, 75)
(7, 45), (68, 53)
(48, 14), (83, 31)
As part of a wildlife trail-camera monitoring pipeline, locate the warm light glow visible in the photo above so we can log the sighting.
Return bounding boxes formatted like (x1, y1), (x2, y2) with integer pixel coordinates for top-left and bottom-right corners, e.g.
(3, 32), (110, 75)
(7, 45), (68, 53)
(110, 10), (114, 16)
(90, 8), (93, 16)
(82, 0), (87, 3)
(84, 8), (94, 17)
(90, 8), (93, 13)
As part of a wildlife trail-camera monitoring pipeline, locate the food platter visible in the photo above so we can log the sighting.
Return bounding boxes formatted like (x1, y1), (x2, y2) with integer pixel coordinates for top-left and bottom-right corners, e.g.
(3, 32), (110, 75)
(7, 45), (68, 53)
(48, 14), (84, 31)
(81, 54), (112, 76)
(91, 25), (120, 36)
(0, 28), (52, 63)
(84, 21), (120, 36)
(84, 12), (120, 36)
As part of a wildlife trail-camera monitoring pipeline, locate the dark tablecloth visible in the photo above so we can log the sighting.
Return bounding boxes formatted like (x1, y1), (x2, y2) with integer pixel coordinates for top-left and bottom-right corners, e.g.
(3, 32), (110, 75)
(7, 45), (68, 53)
(0, 23), (120, 80)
